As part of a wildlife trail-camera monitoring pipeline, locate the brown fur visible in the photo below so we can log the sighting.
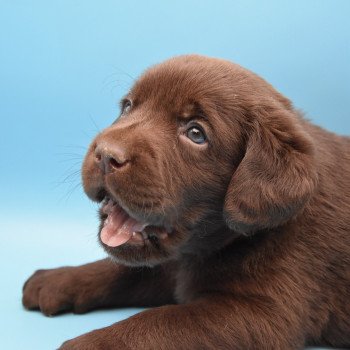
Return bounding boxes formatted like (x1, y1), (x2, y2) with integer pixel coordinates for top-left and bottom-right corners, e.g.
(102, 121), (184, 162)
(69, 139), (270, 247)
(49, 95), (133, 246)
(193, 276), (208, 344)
(23, 55), (350, 349)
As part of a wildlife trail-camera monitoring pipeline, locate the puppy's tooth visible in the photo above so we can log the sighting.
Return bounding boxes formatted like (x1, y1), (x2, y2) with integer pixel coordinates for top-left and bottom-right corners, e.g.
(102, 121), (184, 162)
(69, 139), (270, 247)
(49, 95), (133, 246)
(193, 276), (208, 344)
(132, 231), (144, 242)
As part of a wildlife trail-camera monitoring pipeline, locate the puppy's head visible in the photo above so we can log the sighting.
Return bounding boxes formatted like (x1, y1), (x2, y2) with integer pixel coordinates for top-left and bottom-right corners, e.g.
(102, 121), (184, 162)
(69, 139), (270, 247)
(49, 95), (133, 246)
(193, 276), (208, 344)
(82, 55), (317, 266)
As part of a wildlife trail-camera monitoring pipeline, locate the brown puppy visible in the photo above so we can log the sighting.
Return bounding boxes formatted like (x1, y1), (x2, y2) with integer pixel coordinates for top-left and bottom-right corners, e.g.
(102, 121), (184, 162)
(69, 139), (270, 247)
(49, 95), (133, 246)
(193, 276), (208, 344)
(23, 55), (350, 349)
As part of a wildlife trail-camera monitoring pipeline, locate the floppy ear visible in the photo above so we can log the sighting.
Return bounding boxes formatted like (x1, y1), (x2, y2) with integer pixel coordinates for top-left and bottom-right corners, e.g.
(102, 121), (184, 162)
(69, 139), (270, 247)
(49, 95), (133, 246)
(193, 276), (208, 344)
(223, 107), (318, 234)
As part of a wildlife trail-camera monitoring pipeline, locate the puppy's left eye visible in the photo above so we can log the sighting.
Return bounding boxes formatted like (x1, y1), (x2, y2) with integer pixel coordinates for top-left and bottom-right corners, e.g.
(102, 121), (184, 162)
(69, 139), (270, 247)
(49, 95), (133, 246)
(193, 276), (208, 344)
(186, 126), (207, 144)
(121, 100), (132, 115)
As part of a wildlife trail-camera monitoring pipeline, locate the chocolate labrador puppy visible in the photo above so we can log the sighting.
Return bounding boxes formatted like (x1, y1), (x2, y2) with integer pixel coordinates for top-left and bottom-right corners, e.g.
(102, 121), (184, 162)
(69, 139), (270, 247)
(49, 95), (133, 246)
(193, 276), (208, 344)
(23, 55), (350, 349)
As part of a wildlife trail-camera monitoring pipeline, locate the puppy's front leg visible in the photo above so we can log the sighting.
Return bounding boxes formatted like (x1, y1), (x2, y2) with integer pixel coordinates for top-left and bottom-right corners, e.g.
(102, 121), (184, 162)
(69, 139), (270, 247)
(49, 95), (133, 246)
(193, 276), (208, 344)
(59, 295), (305, 350)
(22, 259), (175, 316)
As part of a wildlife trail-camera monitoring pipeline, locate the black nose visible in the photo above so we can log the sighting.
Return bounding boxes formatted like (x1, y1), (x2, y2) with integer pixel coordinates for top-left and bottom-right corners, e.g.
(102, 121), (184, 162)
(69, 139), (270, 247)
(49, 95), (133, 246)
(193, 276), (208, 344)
(94, 143), (129, 174)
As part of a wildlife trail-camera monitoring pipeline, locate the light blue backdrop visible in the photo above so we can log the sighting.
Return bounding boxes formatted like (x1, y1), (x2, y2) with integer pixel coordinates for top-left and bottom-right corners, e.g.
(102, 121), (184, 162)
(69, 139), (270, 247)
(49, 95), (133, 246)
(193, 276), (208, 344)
(0, 1), (349, 349)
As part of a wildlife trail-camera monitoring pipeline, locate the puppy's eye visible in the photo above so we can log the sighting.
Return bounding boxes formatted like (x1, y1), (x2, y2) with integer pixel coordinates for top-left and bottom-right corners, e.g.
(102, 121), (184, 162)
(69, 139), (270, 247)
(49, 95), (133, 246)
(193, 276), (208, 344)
(186, 126), (206, 144)
(122, 100), (132, 115)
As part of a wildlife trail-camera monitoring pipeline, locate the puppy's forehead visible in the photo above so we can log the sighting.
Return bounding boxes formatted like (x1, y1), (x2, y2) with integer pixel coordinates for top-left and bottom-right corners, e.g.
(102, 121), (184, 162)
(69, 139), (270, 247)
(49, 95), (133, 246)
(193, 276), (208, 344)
(130, 55), (235, 112)
(131, 69), (199, 110)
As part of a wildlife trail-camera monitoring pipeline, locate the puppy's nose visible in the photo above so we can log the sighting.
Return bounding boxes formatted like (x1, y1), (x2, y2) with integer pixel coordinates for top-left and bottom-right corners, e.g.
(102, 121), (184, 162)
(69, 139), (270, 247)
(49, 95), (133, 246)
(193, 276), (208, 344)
(94, 143), (129, 174)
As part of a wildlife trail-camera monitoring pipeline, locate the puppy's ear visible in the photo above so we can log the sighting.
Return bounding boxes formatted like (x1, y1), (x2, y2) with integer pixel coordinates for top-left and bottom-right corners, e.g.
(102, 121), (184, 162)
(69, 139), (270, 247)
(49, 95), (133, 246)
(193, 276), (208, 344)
(223, 107), (318, 234)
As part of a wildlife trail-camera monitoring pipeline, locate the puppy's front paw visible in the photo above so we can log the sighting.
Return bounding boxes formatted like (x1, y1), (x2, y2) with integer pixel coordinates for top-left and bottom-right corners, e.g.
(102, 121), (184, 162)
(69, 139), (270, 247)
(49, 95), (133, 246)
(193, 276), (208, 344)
(22, 266), (104, 316)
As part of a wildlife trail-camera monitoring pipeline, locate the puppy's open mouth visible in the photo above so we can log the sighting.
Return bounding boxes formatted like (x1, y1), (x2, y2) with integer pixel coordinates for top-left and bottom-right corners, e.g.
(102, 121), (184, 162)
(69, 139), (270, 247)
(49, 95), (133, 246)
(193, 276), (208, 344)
(100, 198), (170, 247)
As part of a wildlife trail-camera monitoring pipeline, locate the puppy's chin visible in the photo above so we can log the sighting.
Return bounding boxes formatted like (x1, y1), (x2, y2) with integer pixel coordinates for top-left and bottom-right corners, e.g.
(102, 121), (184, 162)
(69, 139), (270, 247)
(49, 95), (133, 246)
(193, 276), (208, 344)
(102, 244), (171, 267)
(100, 227), (184, 267)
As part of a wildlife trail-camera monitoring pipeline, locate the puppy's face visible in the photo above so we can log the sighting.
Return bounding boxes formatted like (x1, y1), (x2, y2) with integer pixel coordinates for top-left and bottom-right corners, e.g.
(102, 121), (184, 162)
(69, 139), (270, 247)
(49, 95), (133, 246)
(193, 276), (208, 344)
(82, 55), (317, 266)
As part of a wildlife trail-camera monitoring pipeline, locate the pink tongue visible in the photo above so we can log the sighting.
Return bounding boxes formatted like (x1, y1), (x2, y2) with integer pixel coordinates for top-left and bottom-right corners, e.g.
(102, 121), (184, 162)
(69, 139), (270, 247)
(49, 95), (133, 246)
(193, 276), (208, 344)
(100, 202), (146, 247)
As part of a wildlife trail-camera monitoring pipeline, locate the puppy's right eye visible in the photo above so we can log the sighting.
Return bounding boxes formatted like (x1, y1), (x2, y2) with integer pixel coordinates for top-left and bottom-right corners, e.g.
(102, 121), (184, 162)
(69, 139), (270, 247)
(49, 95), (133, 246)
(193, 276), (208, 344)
(121, 100), (132, 115)
(186, 125), (207, 144)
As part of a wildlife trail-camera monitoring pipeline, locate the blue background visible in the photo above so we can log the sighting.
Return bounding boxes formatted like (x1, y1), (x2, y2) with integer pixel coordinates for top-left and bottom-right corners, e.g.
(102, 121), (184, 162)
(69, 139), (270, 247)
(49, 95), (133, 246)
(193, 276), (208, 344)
(0, 1), (349, 349)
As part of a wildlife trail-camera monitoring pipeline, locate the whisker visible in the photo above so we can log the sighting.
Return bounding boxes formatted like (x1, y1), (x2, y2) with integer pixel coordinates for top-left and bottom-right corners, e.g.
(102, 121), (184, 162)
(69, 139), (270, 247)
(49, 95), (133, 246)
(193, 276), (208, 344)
(52, 170), (81, 188)
(59, 182), (83, 203)
(108, 66), (136, 82)
(57, 144), (87, 150)
(88, 114), (101, 133)
(58, 157), (83, 164)
(55, 152), (84, 157)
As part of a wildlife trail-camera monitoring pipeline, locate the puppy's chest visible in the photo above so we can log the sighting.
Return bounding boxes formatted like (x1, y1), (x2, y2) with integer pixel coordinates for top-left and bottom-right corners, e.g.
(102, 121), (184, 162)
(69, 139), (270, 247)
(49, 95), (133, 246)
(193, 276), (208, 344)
(173, 248), (259, 303)
(170, 254), (197, 302)
(174, 266), (201, 303)
(174, 260), (234, 303)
